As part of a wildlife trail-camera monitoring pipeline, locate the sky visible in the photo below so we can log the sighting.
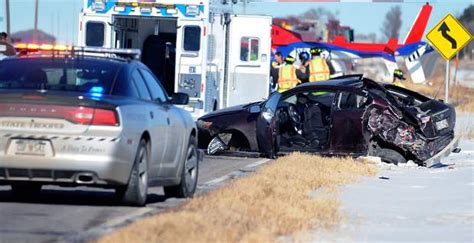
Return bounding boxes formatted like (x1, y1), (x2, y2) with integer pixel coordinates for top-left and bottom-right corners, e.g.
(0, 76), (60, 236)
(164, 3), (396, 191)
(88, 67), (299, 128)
(0, 0), (472, 44)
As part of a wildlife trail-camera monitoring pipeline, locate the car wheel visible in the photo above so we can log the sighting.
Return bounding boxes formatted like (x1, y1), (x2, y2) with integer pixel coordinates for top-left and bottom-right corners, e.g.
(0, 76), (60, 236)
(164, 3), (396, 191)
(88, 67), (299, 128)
(116, 139), (149, 206)
(378, 148), (407, 165)
(164, 136), (199, 198)
(10, 183), (42, 196)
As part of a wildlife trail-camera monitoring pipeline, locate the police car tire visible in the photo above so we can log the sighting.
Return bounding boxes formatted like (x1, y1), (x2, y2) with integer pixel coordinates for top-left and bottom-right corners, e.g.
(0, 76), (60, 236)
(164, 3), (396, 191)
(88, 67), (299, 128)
(164, 136), (198, 199)
(116, 139), (149, 206)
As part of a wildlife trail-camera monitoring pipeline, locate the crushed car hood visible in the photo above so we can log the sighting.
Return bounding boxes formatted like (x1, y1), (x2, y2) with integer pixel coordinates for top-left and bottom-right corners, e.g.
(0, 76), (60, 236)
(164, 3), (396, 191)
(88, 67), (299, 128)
(199, 101), (264, 120)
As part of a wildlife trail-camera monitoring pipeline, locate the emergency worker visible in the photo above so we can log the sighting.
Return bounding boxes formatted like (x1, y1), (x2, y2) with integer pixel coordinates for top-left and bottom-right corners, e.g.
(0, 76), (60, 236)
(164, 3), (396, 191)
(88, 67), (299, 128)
(392, 69), (406, 88)
(276, 55), (308, 93)
(271, 51), (284, 69)
(0, 32), (15, 57)
(270, 52), (285, 92)
(308, 48), (330, 82)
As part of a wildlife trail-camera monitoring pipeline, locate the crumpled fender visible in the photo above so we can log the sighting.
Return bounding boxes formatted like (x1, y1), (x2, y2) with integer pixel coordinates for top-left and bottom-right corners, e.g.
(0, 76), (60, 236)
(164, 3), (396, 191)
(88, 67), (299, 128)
(364, 105), (437, 162)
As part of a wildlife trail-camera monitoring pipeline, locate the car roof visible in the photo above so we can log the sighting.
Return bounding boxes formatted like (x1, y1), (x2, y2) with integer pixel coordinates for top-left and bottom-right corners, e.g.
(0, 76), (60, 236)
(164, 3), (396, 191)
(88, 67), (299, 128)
(3, 54), (132, 64)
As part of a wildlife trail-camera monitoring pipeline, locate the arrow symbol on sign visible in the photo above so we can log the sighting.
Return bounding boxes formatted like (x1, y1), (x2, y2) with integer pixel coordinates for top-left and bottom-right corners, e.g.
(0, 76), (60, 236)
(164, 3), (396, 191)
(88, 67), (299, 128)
(438, 22), (457, 49)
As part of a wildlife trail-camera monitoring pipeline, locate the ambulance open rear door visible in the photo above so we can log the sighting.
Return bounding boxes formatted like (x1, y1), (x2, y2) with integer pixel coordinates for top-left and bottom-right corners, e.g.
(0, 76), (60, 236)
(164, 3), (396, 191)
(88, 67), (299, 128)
(78, 14), (112, 48)
(226, 15), (271, 107)
(175, 19), (206, 115)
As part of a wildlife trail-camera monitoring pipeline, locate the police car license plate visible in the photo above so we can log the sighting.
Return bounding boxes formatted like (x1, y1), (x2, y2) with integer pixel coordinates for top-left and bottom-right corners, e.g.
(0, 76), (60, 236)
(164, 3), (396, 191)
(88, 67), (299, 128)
(8, 139), (53, 156)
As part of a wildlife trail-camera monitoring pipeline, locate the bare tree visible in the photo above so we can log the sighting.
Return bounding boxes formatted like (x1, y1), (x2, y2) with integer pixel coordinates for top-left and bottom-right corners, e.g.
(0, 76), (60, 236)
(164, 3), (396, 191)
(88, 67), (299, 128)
(380, 6), (402, 41)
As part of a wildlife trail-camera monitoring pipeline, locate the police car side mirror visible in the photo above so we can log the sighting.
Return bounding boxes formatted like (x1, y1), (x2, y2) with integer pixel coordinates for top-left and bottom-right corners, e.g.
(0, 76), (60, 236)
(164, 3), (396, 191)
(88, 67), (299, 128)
(171, 93), (189, 105)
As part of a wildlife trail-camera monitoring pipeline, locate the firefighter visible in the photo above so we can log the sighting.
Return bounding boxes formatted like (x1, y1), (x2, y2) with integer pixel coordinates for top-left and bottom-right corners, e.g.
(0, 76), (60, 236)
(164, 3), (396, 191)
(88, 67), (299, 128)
(0, 32), (15, 57)
(393, 69), (406, 88)
(308, 48), (330, 82)
(276, 55), (308, 93)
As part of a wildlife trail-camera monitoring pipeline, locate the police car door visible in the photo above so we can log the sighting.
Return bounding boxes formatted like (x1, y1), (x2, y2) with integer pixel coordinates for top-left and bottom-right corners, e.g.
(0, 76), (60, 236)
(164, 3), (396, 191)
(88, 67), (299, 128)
(176, 19), (205, 110)
(226, 15), (271, 107)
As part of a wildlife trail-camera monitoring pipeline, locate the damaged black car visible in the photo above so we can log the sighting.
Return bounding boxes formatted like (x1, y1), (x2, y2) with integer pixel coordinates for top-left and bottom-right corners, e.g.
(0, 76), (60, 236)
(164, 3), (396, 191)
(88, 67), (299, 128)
(197, 75), (459, 166)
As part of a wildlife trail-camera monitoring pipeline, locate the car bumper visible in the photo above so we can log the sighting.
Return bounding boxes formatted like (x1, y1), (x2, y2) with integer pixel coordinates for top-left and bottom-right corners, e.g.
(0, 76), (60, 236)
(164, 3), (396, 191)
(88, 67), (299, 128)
(423, 135), (460, 167)
(0, 140), (134, 186)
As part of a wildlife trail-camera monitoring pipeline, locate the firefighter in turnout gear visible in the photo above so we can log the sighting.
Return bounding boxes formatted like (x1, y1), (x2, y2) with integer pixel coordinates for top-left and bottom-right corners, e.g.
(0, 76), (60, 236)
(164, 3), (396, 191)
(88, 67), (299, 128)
(276, 55), (308, 93)
(308, 48), (330, 82)
(392, 69), (406, 88)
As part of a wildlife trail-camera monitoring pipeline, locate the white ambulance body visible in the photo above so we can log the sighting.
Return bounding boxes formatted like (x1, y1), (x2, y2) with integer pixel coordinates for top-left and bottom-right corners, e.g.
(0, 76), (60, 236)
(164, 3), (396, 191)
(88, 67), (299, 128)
(78, 0), (272, 118)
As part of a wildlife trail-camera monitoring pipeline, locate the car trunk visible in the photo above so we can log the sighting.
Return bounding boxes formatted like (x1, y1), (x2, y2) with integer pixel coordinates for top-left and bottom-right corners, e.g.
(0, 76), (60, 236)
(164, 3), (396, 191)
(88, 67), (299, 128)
(403, 100), (456, 139)
(0, 91), (118, 136)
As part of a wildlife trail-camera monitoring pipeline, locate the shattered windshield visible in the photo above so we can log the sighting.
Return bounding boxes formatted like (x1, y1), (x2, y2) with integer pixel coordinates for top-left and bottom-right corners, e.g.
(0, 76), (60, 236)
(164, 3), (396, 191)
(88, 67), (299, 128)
(0, 58), (122, 93)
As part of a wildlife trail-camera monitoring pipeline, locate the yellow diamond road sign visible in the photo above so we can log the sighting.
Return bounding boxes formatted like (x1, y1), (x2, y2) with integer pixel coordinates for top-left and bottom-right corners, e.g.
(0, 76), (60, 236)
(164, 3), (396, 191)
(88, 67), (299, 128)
(426, 13), (473, 61)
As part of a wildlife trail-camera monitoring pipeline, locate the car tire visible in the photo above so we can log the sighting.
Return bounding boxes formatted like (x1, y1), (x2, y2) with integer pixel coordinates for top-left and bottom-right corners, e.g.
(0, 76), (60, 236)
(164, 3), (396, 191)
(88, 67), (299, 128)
(164, 136), (199, 199)
(10, 183), (42, 196)
(378, 148), (407, 165)
(115, 139), (149, 206)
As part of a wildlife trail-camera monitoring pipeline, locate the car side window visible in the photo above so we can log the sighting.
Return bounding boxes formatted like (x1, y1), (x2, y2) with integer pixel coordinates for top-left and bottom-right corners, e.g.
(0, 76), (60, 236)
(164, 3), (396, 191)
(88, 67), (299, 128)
(139, 69), (168, 103)
(112, 73), (140, 98)
(337, 91), (368, 110)
(132, 70), (152, 101)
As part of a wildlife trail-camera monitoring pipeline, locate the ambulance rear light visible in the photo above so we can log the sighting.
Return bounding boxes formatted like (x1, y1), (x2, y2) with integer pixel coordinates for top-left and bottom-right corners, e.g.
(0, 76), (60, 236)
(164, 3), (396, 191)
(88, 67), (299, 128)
(186, 5), (200, 16)
(92, 0), (106, 11)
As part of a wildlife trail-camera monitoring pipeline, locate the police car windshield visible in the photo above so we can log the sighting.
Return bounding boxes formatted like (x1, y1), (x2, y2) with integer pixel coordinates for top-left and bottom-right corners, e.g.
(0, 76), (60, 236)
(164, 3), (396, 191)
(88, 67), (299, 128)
(0, 57), (122, 94)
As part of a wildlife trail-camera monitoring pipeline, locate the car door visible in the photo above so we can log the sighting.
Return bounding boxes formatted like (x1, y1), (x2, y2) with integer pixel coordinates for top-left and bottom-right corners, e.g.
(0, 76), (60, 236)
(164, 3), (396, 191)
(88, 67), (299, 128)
(139, 68), (184, 178)
(256, 91), (281, 158)
(330, 90), (370, 154)
(131, 69), (169, 177)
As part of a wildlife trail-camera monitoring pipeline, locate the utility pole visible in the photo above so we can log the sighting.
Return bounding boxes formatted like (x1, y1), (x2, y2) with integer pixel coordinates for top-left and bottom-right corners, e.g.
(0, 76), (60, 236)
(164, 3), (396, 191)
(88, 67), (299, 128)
(5, 0), (11, 36)
(33, 0), (39, 42)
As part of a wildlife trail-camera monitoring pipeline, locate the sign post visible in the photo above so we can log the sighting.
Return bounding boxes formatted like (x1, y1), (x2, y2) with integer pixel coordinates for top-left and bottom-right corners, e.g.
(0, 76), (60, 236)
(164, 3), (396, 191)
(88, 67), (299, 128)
(426, 13), (472, 103)
(445, 60), (449, 103)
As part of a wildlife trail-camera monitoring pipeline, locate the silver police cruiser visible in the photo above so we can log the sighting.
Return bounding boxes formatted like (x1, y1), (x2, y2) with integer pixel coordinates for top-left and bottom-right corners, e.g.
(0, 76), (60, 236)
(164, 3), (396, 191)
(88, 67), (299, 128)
(0, 45), (199, 206)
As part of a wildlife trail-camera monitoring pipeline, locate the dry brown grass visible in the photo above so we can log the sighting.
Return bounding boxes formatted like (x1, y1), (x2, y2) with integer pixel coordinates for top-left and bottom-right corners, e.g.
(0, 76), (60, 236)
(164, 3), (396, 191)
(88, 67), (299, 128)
(99, 153), (376, 243)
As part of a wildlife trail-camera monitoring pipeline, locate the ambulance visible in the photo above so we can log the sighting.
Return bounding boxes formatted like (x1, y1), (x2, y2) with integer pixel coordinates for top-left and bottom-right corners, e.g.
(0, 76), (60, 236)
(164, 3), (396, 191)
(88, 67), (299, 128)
(78, 0), (272, 118)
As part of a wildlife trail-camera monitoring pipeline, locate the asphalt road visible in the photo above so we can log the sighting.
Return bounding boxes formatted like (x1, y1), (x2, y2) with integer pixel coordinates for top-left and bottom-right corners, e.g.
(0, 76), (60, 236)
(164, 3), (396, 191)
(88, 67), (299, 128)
(0, 155), (265, 243)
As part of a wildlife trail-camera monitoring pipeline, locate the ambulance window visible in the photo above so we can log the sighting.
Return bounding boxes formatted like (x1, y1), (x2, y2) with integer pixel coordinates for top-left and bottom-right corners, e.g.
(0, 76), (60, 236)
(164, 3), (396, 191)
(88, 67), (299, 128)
(240, 37), (259, 62)
(86, 22), (105, 47)
(183, 26), (201, 52)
